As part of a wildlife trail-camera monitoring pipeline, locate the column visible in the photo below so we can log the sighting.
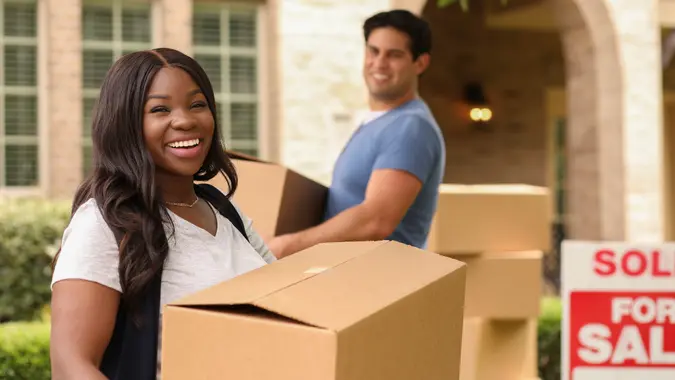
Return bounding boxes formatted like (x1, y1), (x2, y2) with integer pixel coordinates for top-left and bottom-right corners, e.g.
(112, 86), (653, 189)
(43, 0), (83, 200)
(157, 0), (193, 56)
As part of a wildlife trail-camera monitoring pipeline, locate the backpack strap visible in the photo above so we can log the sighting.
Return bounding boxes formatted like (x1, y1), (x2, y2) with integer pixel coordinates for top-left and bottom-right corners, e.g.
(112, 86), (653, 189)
(100, 275), (161, 380)
(194, 183), (249, 243)
(100, 226), (161, 380)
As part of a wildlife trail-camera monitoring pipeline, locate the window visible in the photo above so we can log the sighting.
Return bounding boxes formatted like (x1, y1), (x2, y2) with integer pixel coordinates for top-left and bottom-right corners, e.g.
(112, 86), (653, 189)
(82, 0), (152, 176)
(0, 0), (38, 188)
(193, 5), (259, 157)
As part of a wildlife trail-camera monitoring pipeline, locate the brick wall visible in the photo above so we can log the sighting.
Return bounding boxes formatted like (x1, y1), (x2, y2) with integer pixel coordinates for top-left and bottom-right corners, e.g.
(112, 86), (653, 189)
(419, 1), (565, 186)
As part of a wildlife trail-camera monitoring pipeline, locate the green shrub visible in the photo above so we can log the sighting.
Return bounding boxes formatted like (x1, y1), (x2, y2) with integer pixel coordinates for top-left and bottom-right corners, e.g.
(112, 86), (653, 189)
(0, 321), (51, 380)
(0, 198), (71, 322)
(538, 297), (562, 380)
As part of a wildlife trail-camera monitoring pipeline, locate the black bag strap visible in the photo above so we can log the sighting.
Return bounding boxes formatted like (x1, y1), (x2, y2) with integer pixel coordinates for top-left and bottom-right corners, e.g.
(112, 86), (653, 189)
(99, 274), (160, 380)
(194, 183), (249, 243)
(100, 225), (161, 380)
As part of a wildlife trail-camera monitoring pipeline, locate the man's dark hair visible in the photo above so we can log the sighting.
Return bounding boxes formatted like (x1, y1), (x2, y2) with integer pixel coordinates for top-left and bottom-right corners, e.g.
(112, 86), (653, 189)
(363, 9), (432, 61)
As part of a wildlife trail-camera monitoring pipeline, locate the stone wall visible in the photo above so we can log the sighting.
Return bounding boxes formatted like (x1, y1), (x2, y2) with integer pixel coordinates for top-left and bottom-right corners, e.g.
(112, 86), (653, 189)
(278, 0), (390, 185)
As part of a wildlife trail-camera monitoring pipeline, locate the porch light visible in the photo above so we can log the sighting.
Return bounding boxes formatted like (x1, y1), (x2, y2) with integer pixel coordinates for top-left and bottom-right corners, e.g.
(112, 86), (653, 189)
(464, 82), (492, 124)
(469, 107), (492, 122)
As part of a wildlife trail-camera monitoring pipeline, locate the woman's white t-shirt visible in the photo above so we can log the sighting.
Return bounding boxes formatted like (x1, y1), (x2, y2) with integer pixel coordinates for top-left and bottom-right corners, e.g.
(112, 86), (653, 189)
(51, 197), (276, 377)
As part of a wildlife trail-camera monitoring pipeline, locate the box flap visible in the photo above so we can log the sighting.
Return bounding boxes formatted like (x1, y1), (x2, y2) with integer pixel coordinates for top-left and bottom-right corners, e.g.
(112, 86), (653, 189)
(253, 241), (465, 331)
(169, 241), (465, 331)
(169, 241), (388, 313)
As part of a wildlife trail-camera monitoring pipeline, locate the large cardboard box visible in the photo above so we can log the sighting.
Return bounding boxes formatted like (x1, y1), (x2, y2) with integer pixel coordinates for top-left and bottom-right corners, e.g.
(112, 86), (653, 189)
(457, 251), (543, 319)
(427, 184), (552, 254)
(459, 318), (538, 380)
(161, 241), (467, 380)
(205, 151), (328, 239)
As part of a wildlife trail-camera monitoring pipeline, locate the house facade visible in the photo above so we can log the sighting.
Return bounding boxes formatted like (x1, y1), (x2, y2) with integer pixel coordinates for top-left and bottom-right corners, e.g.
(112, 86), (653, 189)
(0, 0), (671, 243)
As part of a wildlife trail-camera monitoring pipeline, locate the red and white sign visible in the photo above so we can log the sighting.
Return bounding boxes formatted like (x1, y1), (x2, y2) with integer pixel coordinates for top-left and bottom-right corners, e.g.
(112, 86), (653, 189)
(562, 241), (675, 380)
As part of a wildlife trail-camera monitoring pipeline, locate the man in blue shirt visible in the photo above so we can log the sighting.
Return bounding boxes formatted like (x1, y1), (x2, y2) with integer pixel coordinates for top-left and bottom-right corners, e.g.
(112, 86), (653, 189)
(268, 9), (445, 258)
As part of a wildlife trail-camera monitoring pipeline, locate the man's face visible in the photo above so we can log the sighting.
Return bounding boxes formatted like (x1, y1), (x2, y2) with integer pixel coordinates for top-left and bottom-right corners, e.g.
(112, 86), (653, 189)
(363, 27), (428, 102)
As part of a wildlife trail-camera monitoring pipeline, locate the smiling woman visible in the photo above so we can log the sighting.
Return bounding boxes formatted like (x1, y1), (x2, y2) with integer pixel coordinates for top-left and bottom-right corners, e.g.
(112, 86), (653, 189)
(143, 67), (215, 178)
(47, 48), (276, 380)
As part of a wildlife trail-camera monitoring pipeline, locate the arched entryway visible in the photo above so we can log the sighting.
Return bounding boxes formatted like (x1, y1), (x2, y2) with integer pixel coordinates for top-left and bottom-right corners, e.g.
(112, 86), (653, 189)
(394, 0), (665, 243)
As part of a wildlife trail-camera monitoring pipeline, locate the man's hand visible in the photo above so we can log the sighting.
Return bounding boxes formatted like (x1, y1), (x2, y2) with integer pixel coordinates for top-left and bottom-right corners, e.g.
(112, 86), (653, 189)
(267, 233), (301, 259)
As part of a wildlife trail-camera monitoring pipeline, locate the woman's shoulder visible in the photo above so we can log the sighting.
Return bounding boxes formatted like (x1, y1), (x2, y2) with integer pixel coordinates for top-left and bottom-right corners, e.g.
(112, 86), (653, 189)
(69, 198), (104, 224)
(71, 197), (99, 218)
(64, 198), (117, 242)
(52, 198), (122, 292)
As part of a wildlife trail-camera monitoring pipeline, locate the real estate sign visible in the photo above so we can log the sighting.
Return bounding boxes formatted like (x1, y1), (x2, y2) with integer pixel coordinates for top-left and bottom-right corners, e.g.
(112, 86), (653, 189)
(562, 241), (675, 380)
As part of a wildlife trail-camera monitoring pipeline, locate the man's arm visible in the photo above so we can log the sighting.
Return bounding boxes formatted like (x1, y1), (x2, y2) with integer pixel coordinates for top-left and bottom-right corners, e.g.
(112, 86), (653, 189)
(269, 168), (423, 257)
(268, 114), (441, 258)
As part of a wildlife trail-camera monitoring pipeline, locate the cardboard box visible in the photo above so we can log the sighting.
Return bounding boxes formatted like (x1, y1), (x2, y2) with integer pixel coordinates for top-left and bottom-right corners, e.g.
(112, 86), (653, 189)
(427, 184), (552, 254)
(459, 318), (538, 380)
(161, 241), (467, 380)
(456, 251), (543, 319)
(205, 151), (328, 239)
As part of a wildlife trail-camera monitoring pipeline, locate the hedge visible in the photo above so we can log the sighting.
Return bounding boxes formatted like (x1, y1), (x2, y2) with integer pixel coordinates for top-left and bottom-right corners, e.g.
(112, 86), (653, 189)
(0, 321), (51, 380)
(0, 298), (562, 380)
(0, 198), (71, 323)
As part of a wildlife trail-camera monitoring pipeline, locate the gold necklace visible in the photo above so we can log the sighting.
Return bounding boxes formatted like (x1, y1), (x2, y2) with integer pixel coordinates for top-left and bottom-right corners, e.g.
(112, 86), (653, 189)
(165, 197), (199, 208)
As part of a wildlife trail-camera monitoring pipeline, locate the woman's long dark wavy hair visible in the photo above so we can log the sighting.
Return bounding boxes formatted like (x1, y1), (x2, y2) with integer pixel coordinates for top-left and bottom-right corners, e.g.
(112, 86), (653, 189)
(52, 48), (238, 319)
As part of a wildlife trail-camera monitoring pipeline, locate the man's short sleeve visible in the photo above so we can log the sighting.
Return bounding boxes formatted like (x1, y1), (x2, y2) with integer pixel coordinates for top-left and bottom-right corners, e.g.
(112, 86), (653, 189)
(372, 114), (442, 183)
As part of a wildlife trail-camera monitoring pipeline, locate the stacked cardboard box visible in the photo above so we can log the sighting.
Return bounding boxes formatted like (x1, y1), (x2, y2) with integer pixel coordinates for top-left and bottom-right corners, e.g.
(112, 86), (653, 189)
(427, 184), (551, 380)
